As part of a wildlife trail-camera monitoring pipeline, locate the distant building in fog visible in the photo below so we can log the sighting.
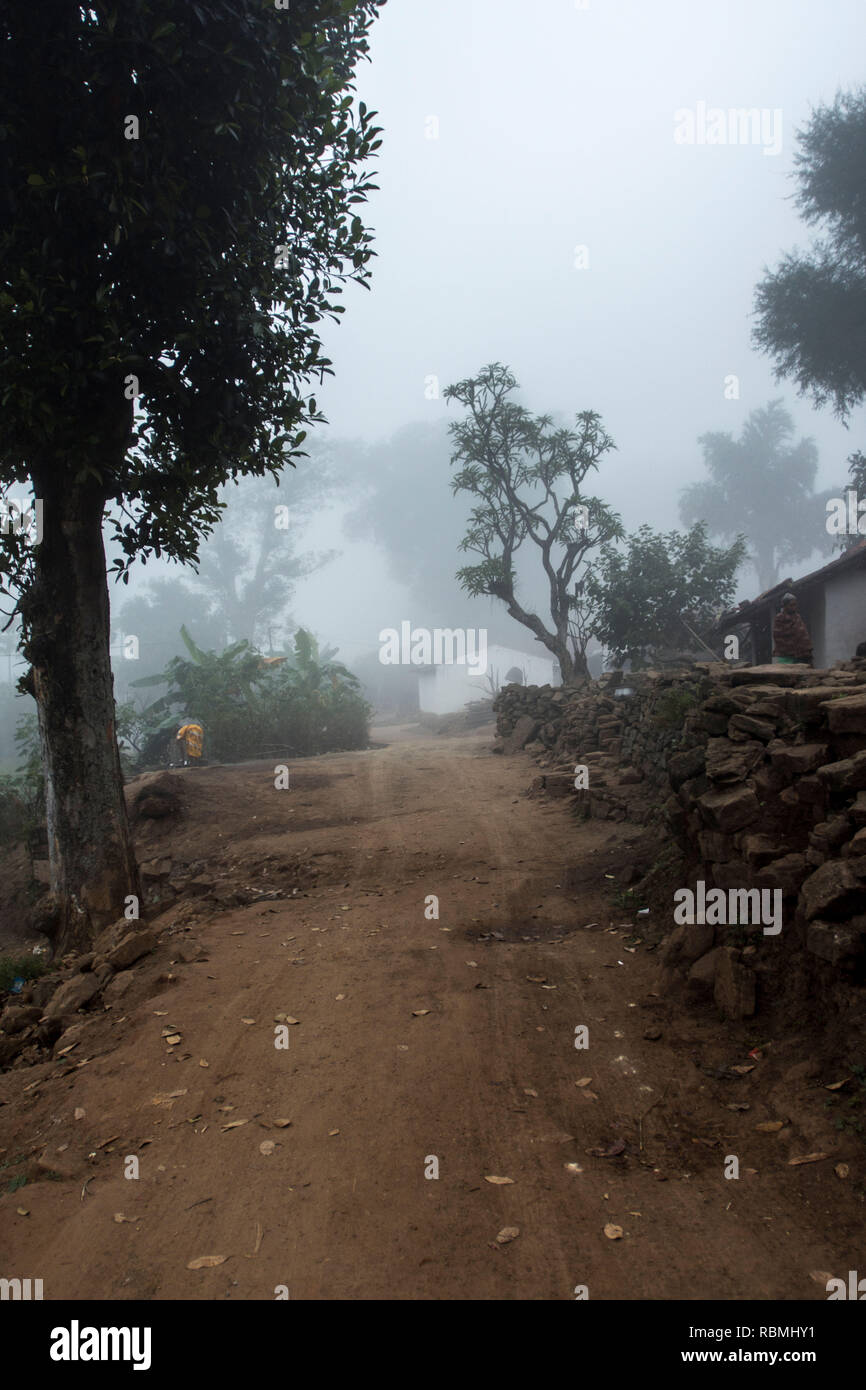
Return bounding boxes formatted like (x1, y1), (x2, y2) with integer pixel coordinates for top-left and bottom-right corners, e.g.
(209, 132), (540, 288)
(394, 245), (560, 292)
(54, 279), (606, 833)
(417, 643), (558, 715)
(715, 539), (866, 668)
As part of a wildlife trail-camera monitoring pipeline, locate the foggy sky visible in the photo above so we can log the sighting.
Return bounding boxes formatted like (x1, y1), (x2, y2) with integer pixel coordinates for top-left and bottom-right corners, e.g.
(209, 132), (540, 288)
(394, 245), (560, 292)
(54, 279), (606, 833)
(106, 0), (866, 672)
(287, 0), (866, 659)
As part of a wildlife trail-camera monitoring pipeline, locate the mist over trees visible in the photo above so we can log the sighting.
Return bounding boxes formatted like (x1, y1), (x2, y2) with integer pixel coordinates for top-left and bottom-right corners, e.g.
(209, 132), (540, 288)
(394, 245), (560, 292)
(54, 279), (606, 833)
(679, 400), (835, 593)
(753, 87), (866, 419)
(445, 363), (624, 683)
(340, 420), (545, 649)
(0, 0), (383, 953)
(111, 466), (340, 704)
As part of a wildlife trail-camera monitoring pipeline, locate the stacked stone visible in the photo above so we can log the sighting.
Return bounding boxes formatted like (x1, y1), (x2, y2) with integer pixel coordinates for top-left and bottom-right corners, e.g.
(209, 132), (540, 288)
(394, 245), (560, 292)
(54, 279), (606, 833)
(492, 659), (866, 1006)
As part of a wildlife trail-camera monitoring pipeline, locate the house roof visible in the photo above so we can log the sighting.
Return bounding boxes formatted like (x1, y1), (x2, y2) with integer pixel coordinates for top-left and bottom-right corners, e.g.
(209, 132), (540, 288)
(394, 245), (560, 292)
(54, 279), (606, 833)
(716, 538), (866, 627)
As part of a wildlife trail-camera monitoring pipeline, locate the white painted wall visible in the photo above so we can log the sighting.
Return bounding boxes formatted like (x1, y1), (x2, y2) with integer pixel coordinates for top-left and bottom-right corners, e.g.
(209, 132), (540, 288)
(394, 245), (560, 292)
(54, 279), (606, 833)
(418, 643), (558, 715)
(822, 570), (866, 666)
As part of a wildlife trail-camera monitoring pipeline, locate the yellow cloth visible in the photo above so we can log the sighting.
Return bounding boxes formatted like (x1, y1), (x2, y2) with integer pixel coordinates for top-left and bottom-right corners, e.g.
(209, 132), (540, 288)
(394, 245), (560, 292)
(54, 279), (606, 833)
(176, 723), (203, 759)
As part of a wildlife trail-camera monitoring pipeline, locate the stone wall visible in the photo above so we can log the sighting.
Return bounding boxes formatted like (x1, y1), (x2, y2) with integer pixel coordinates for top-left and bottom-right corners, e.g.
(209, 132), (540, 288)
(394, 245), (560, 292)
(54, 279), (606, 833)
(494, 658), (866, 1013)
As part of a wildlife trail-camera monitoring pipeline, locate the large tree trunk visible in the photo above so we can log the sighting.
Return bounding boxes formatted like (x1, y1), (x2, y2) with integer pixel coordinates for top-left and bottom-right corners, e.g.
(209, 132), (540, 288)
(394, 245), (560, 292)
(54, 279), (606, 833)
(20, 479), (140, 956)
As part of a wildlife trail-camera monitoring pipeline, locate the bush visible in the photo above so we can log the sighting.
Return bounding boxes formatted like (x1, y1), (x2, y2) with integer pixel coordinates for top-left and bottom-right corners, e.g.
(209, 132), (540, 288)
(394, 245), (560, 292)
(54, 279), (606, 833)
(0, 951), (47, 994)
(130, 626), (370, 765)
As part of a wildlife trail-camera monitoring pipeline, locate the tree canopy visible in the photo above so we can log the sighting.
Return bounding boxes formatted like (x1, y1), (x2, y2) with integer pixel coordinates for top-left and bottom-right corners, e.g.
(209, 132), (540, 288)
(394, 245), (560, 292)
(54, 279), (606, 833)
(679, 400), (834, 593)
(753, 86), (866, 418)
(586, 523), (746, 668)
(445, 364), (624, 683)
(0, 0), (383, 952)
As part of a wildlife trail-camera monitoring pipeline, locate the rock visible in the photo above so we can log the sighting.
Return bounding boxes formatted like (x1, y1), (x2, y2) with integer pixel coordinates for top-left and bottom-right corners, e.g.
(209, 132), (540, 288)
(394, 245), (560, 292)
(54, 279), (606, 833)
(32, 1016), (64, 1049)
(28, 977), (57, 1009)
(730, 666), (811, 687)
(729, 713), (777, 742)
(817, 750), (866, 793)
(76, 952), (95, 972)
(661, 922), (715, 967)
(139, 857), (173, 880)
(694, 712), (732, 737)
(678, 773), (710, 807)
(0, 1035), (24, 1068)
(782, 684), (848, 718)
(698, 785), (760, 833)
(740, 833), (784, 868)
(687, 947), (723, 995)
(705, 738), (765, 784)
(755, 853), (809, 897)
(821, 691), (866, 734)
(801, 861), (865, 922)
(768, 742), (829, 777)
(698, 830), (735, 863)
(106, 928), (157, 971)
(709, 859), (754, 892)
(188, 874), (215, 895)
(93, 962), (114, 988)
(809, 817), (852, 855)
(850, 791), (866, 826)
(751, 765), (787, 799)
(543, 773), (577, 798)
(44, 971), (102, 1019)
(702, 694), (742, 717)
(103, 970), (134, 1003)
(0, 1003), (43, 1035)
(502, 714), (540, 754)
(806, 921), (864, 966)
(667, 745), (706, 788)
(714, 948), (756, 1018)
(617, 766), (642, 786)
(91, 918), (133, 956)
(794, 775), (826, 806)
(842, 827), (866, 858)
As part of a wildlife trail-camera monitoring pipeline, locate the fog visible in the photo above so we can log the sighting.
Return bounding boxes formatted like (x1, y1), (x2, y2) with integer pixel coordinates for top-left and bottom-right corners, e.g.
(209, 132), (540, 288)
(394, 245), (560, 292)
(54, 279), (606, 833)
(295, 0), (866, 658)
(6, 0), (866, 736)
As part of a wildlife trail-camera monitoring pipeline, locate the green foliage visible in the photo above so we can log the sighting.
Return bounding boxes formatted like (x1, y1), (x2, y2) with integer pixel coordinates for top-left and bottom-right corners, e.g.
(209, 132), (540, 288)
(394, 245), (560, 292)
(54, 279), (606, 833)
(753, 87), (866, 418)
(587, 522), (746, 667)
(0, 950), (47, 994)
(0, 0), (383, 596)
(445, 363), (623, 682)
(130, 626), (369, 762)
(0, 712), (44, 848)
(679, 401), (833, 592)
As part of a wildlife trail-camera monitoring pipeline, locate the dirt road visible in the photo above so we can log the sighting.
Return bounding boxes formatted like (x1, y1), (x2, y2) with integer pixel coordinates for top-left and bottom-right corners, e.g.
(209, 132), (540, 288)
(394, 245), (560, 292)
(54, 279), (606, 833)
(1, 726), (861, 1299)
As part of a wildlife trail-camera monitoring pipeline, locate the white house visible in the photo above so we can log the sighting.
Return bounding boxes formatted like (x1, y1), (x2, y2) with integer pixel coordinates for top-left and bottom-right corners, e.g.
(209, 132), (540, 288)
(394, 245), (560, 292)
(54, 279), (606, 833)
(417, 643), (559, 715)
(717, 539), (866, 668)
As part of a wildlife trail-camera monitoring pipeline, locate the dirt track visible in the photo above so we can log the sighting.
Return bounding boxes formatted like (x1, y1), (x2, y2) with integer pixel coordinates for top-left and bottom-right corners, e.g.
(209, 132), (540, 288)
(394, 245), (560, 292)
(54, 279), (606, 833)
(1, 725), (862, 1300)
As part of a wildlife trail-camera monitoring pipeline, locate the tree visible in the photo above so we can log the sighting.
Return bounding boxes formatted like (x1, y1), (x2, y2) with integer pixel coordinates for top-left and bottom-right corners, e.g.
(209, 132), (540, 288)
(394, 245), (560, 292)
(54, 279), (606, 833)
(679, 401), (834, 593)
(0, 1), (382, 953)
(340, 422), (528, 648)
(586, 523), (747, 668)
(191, 472), (337, 650)
(444, 364), (624, 684)
(114, 466), (338, 681)
(753, 87), (866, 417)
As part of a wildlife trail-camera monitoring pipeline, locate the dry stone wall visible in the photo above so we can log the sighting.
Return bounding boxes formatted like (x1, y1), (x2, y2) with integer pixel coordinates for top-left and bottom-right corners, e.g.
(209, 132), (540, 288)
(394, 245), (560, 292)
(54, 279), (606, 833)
(494, 658), (866, 1015)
